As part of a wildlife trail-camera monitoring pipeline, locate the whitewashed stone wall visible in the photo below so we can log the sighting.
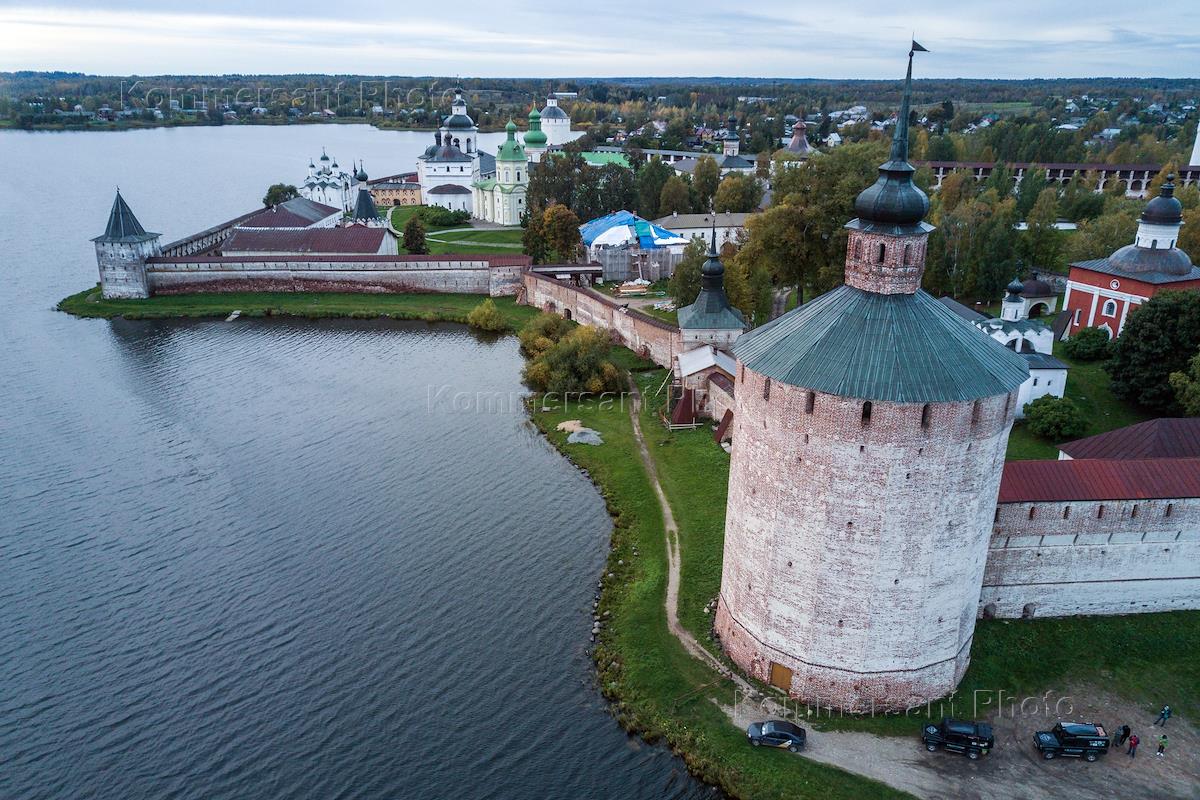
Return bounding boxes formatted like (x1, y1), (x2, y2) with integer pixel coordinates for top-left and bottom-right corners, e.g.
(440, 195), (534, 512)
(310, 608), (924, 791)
(145, 256), (528, 297)
(983, 496), (1200, 618)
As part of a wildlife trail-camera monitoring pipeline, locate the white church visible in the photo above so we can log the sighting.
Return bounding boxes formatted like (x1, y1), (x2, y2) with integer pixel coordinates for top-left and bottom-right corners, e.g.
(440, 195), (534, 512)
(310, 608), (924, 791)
(300, 149), (359, 212)
(415, 90), (575, 221)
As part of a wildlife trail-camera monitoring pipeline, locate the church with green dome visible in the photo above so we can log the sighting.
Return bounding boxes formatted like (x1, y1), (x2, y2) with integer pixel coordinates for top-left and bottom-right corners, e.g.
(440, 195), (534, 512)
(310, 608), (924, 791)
(472, 120), (529, 225)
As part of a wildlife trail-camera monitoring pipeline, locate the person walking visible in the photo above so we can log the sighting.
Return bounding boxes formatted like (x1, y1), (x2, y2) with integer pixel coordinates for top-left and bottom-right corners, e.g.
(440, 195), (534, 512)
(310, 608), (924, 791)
(1155, 705), (1172, 726)
(1113, 724), (1131, 747)
(1127, 733), (1140, 757)
(1156, 734), (1168, 758)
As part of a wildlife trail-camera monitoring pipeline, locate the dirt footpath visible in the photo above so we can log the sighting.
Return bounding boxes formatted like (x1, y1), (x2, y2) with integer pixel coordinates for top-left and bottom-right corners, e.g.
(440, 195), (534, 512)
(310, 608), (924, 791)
(725, 685), (1197, 800)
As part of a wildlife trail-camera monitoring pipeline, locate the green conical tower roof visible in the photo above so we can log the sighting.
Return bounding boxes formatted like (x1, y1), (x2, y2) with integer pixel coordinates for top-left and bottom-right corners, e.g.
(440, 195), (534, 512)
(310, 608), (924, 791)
(496, 119), (526, 162)
(92, 189), (158, 243)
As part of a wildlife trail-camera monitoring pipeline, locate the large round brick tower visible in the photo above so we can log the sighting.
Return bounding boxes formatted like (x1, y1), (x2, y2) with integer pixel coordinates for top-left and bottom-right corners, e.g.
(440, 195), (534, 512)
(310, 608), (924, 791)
(714, 50), (1029, 712)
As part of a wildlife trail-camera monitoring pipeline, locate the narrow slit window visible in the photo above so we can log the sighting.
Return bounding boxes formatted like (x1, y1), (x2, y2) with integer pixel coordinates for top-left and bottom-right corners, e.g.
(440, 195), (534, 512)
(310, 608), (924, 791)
(921, 403), (931, 429)
(1063, 506), (1070, 520)
(805, 391), (815, 414)
(1097, 505), (1105, 519)
(876, 242), (886, 263)
(1166, 503), (1174, 518)
(861, 401), (873, 426)
(763, 377), (771, 401)
(1028, 506), (1036, 520)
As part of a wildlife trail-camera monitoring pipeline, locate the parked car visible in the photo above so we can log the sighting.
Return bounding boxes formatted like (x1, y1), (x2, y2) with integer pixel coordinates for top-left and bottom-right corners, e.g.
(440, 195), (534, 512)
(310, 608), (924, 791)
(921, 718), (994, 759)
(1033, 722), (1110, 761)
(747, 720), (807, 752)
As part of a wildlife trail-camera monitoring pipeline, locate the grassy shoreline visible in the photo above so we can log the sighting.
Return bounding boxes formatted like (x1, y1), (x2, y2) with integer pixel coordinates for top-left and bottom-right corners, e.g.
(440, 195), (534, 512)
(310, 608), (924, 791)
(531, 374), (913, 800)
(56, 287), (539, 331)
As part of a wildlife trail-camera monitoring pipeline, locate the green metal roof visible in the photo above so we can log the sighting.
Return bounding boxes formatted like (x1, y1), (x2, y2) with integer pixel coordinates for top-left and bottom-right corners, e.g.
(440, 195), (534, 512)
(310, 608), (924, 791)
(496, 120), (526, 162)
(93, 190), (158, 243)
(733, 286), (1029, 403)
(678, 294), (746, 330)
(580, 152), (631, 168)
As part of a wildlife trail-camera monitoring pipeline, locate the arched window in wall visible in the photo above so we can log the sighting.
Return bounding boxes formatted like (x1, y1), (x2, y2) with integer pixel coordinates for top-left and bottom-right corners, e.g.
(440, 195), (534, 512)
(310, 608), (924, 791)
(876, 242), (886, 263)
(1102, 299), (1117, 317)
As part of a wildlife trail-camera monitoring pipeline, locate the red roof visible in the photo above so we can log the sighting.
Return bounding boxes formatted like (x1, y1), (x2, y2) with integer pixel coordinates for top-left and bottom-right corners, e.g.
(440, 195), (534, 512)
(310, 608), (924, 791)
(223, 227), (390, 254)
(999, 458), (1200, 503)
(1059, 418), (1200, 460)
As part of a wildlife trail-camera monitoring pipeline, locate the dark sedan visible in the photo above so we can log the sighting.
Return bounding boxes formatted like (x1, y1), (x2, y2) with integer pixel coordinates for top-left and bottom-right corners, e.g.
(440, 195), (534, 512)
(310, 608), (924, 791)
(747, 720), (807, 752)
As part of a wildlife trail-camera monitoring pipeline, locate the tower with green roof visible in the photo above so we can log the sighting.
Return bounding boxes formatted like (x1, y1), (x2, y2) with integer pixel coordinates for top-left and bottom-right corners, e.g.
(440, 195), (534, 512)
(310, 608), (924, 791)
(92, 189), (161, 299)
(677, 220), (747, 349)
(472, 120), (528, 225)
(713, 47), (1029, 712)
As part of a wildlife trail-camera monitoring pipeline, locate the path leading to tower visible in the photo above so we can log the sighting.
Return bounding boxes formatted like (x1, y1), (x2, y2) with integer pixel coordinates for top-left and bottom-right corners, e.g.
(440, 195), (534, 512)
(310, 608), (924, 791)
(625, 377), (1199, 800)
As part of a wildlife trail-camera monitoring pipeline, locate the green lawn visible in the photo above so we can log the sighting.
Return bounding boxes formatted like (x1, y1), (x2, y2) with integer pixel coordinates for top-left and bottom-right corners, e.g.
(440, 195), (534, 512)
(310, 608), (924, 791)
(428, 228), (524, 245)
(1006, 343), (1151, 460)
(57, 287), (539, 331)
(640, 306), (678, 324)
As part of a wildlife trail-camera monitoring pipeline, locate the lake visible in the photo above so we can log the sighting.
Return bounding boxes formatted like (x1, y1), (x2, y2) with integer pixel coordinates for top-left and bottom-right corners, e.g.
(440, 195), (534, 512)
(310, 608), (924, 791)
(0, 125), (708, 799)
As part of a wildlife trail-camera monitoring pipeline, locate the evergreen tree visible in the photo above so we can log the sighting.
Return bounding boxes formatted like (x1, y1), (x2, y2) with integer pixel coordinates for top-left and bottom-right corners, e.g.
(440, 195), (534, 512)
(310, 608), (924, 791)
(403, 215), (427, 254)
(635, 157), (673, 219)
(1015, 168), (1048, 220)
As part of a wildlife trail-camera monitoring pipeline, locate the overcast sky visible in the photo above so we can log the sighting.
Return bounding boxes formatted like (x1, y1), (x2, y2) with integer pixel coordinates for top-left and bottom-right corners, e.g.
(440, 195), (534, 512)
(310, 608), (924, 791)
(1, 1), (1197, 79)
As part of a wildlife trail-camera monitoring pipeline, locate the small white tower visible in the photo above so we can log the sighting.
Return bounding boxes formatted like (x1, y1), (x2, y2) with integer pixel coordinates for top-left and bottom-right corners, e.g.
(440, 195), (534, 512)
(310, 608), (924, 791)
(1190, 123), (1200, 168)
(722, 117), (741, 158)
(1000, 277), (1026, 322)
(539, 95), (573, 146)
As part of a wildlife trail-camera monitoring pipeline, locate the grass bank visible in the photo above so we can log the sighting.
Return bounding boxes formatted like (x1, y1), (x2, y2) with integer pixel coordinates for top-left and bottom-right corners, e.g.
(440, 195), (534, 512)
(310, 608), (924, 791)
(626, 369), (1198, 738)
(531, 371), (913, 800)
(57, 287), (539, 331)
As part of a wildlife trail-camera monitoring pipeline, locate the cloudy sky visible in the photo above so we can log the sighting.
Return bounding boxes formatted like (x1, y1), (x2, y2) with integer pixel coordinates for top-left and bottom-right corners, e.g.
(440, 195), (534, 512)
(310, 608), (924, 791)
(1, 1), (1197, 79)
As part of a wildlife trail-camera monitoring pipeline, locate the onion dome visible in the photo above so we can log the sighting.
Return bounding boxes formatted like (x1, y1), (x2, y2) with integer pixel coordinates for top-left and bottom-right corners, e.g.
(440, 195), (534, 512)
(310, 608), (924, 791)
(356, 162), (369, 182)
(677, 220), (746, 331)
(1141, 176), (1183, 225)
(1006, 277), (1025, 297)
(1021, 273), (1055, 296)
(722, 117), (739, 141)
(524, 107), (547, 147)
(851, 54), (930, 233)
(496, 119), (526, 162)
(319, 149), (330, 162)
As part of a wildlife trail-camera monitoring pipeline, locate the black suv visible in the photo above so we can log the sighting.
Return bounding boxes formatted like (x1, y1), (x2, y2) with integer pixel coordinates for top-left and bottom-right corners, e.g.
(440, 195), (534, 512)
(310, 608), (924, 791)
(1033, 722), (1110, 761)
(922, 718), (995, 759)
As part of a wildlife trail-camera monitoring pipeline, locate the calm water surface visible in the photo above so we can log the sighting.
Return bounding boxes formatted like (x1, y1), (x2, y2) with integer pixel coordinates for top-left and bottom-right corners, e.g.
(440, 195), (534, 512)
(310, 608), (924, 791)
(0, 126), (709, 799)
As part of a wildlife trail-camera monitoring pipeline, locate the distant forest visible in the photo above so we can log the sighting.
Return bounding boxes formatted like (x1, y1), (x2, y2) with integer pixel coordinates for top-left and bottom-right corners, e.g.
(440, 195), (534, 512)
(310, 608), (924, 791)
(2, 72), (1196, 168)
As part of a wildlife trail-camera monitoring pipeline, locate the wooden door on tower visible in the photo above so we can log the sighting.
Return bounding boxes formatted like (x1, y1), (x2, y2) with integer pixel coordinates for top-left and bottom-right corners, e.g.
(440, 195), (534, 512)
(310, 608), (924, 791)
(769, 662), (793, 692)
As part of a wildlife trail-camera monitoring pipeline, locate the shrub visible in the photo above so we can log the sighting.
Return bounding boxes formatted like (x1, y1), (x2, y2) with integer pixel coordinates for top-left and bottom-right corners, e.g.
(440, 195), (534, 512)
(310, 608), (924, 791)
(517, 312), (574, 358)
(522, 325), (623, 394)
(403, 216), (428, 254)
(1061, 326), (1111, 361)
(1023, 396), (1088, 441)
(466, 298), (507, 332)
(417, 206), (471, 227)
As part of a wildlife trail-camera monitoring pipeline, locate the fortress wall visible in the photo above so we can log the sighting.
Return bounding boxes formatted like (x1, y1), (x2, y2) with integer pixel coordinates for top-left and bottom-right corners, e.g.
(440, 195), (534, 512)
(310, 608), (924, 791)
(983, 497), (1200, 618)
(522, 272), (681, 367)
(145, 257), (528, 297)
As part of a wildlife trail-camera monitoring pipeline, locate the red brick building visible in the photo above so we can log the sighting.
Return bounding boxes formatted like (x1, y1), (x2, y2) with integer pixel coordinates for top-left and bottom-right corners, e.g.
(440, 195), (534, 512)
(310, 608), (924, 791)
(1063, 178), (1198, 338)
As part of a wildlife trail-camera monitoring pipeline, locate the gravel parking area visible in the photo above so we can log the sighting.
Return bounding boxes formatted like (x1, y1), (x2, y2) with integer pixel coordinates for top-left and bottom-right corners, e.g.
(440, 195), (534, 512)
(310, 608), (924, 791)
(728, 685), (1196, 799)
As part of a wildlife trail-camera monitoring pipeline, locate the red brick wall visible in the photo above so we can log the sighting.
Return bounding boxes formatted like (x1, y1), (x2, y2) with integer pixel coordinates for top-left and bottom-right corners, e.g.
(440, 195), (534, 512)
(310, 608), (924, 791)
(843, 230), (928, 295)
